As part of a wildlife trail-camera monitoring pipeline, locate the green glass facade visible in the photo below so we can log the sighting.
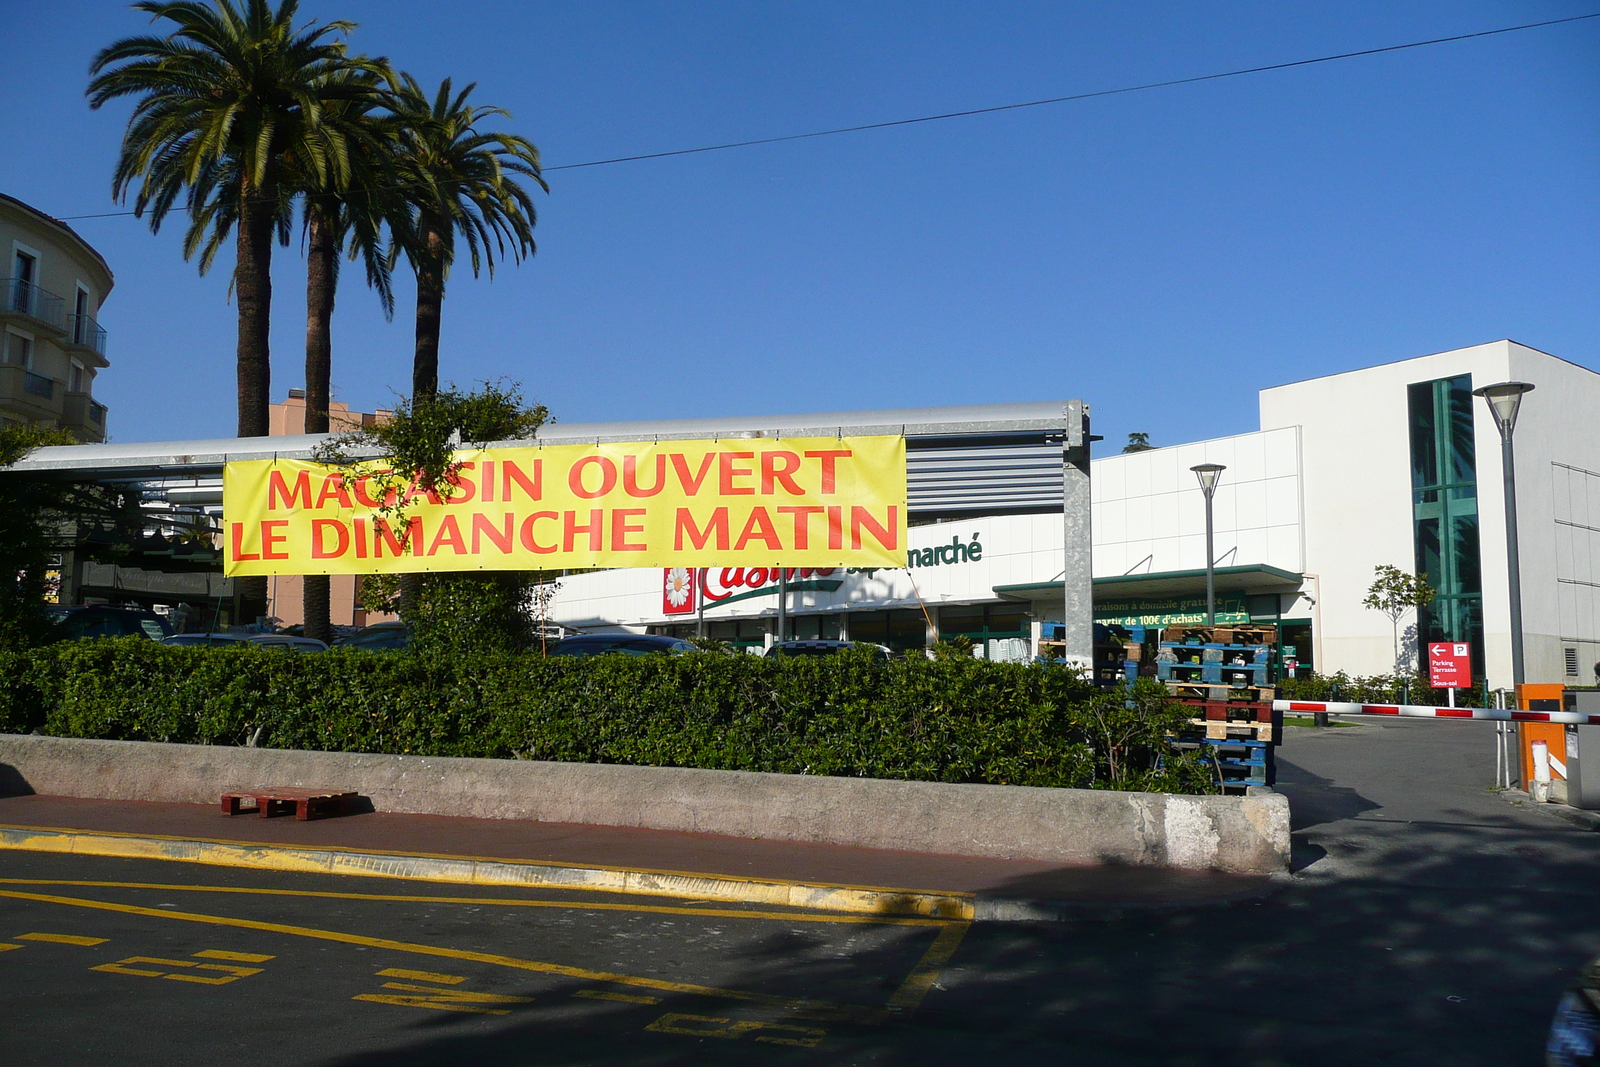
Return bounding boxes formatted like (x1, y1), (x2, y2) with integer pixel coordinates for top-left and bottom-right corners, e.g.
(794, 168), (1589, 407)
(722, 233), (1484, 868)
(1407, 375), (1485, 674)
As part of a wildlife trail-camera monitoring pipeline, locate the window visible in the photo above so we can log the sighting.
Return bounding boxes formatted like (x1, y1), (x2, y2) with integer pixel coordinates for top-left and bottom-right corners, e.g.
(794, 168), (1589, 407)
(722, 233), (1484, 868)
(847, 609), (927, 651)
(1408, 375), (1485, 677)
(73, 287), (89, 344)
(70, 360), (85, 393)
(9, 251), (36, 315)
(1566, 647), (1579, 677)
(5, 330), (32, 367)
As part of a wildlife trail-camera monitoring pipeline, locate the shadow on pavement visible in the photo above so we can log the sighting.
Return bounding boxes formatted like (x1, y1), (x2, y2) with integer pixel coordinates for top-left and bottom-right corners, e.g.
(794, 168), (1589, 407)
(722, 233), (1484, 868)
(303, 727), (1600, 1066)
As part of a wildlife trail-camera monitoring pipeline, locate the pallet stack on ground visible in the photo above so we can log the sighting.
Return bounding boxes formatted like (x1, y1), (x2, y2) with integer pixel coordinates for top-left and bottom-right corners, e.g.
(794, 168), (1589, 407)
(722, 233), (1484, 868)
(1155, 624), (1274, 687)
(1158, 624), (1280, 793)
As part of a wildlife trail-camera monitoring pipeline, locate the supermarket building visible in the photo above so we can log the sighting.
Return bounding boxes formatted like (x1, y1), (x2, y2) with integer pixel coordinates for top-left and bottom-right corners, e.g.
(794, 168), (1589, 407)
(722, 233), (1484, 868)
(544, 340), (1600, 689)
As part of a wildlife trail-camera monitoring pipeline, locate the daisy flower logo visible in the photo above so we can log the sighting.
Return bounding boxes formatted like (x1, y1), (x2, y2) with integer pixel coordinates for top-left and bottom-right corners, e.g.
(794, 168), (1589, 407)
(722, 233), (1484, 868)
(663, 567), (695, 613)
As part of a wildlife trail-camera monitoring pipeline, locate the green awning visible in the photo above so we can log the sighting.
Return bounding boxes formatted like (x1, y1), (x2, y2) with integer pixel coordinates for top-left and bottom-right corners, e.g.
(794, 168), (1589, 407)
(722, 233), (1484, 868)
(993, 563), (1303, 601)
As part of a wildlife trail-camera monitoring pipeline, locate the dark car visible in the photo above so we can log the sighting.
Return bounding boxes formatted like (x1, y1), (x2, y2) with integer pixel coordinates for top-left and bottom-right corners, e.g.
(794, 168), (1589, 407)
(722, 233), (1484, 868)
(765, 640), (889, 660)
(49, 606), (172, 642)
(335, 621), (411, 652)
(546, 633), (695, 657)
(164, 633), (327, 652)
(1547, 955), (1600, 1065)
(162, 633), (249, 648)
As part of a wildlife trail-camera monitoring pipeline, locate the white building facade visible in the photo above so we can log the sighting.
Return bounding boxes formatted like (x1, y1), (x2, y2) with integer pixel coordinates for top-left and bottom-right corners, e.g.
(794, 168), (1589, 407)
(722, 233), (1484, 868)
(536, 340), (1600, 689)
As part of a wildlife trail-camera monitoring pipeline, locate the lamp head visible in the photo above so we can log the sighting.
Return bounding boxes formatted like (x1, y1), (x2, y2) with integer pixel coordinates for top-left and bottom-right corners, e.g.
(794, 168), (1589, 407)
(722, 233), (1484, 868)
(1190, 463), (1226, 495)
(1472, 381), (1534, 435)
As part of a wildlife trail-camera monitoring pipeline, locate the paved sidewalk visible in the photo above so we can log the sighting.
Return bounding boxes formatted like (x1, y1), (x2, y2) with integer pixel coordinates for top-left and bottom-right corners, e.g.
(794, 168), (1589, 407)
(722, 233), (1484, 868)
(0, 793), (1270, 916)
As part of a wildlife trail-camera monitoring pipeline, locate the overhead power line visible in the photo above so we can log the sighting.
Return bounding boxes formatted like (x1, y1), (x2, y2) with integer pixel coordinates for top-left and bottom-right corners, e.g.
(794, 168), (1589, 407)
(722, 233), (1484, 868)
(540, 11), (1600, 173)
(55, 11), (1600, 221)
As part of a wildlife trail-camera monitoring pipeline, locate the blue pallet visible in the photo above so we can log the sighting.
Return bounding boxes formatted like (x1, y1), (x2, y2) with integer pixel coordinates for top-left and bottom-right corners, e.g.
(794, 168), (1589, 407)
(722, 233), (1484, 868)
(1155, 664), (1208, 681)
(1161, 642), (1272, 664)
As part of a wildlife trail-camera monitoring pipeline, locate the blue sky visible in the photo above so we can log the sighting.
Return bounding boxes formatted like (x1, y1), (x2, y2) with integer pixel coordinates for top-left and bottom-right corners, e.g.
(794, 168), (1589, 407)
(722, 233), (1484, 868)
(2, 1), (1596, 449)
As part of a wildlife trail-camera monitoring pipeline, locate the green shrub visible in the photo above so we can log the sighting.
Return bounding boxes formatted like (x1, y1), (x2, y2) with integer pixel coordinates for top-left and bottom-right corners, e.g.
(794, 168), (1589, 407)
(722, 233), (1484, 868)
(1279, 669), (1494, 709)
(0, 641), (1215, 793)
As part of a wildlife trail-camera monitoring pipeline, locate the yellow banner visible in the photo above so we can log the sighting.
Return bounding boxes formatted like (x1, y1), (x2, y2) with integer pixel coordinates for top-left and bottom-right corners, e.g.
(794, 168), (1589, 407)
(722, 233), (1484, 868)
(222, 435), (907, 576)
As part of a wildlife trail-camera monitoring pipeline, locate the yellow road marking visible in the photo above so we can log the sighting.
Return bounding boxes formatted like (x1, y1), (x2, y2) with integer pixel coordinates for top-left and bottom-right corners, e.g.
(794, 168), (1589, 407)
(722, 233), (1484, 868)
(0, 878), (949, 928)
(354, 977), (536, 1016)
(195, 949), (274, 963)
(645, 1013), (827, 1048)
(16, 932), (107, 946)
(353, 993), (511, 1016)
(378, 981), (532, 1003)
(0, 943), (21, 952)
(0, 823), (974, 919)
(377, 967), (466, 985)
(0, 887), (874, 1021)
(91, 955), (264, 984)
(884, 922), (969, 1012)
(574, 988), (661, 1005)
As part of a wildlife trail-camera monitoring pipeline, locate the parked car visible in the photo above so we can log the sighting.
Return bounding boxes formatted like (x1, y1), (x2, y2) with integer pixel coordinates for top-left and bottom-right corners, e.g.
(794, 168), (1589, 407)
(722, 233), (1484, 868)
(1547, 954), (1600, 1065)
(48, 606), (172, 643)
(163, 633), (249, 648)
(247, 635), (329, 653)
(765, 640), (890, 660)
(162, 632), (327, 653)
(335, 621), (412, 652)
(546, 633), (696, 657)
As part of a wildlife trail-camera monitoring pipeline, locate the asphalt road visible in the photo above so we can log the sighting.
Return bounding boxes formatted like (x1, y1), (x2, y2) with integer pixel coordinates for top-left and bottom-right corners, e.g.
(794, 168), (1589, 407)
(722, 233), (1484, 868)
(2, 717), (1596, 1065)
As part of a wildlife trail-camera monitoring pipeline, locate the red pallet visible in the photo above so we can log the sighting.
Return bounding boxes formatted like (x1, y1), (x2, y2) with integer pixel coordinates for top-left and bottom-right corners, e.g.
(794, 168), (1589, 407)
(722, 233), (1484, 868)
(221, 787), (356, 821)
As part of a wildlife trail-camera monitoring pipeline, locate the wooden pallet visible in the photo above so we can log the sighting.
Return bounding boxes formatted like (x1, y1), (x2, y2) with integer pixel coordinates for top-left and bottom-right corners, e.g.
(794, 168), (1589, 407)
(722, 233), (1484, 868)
(1166, 682), (1275, 702)
(1175, 700), (1276, 723)
(1183, 718), (1275, 743)
(1160, 624), (1278, 646)
(221, 787), (357, 821)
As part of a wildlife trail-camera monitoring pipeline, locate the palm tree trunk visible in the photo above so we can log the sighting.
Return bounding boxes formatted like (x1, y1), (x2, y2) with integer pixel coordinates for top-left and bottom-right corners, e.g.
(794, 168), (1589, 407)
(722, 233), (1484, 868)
(236, 178), (275, 437)
(411, 228), (444, 400)
(234, 177), (276, 625)
(302, 208), (337, 644)
(401, 228), (445, 620)
(304, 210), (335, 435)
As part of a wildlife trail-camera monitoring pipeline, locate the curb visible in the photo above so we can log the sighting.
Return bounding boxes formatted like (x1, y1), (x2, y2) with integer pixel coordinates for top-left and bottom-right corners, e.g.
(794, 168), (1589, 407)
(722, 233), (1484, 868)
(0, 823), (976, 921)
(1498, 789), (1600, 832)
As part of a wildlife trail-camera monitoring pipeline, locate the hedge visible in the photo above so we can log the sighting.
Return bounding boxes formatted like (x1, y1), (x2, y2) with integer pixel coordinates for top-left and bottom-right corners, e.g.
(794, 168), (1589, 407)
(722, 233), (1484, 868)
(0, 641), (1214, 793)
(1279, 670), (1496, 709)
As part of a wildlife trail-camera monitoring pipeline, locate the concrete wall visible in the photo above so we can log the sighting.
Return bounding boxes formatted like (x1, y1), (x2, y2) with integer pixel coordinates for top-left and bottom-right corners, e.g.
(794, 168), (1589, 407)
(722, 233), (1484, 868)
(1506, 345), (1600, 685)
(1091, 426), (1303, 580)
(1259, 340), (1600, 687)
(0, 734), (1290, 874)
(1, 194), (113, 439)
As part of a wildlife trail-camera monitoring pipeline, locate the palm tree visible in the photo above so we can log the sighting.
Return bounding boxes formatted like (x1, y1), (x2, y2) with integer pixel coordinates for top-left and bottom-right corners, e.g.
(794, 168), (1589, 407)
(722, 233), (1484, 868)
(385, 74), (546, 399)
(297, 77), (402, 643)
(88, 0), (380, 438)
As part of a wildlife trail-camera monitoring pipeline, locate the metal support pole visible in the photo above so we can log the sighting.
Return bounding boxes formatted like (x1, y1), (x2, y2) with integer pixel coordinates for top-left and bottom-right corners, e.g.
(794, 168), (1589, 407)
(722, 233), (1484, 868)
(1061, 400), (1094, 671)
(696, 568), (706, 638)
(1475, 382), (1533, 691)
(1500, 431), (1526, 688)
(777, 567), (788, 643)
(1203, 490), (1216, 626)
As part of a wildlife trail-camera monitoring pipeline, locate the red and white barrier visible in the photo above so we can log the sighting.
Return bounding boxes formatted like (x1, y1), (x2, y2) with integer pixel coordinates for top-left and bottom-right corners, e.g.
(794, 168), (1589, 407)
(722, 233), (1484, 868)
(1273, 699), (1600, 726)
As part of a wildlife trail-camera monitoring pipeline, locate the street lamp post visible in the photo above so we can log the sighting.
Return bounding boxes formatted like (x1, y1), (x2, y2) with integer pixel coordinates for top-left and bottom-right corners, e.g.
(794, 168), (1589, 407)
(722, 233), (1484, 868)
(1473, 381), (1535, 688)
(1191, 464), (1226, 626)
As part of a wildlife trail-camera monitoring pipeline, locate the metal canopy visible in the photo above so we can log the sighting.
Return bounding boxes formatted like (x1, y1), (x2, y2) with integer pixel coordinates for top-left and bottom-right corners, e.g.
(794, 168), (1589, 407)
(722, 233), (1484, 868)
(994, 564), (1304, 602)
(5, 399), (1082, 519)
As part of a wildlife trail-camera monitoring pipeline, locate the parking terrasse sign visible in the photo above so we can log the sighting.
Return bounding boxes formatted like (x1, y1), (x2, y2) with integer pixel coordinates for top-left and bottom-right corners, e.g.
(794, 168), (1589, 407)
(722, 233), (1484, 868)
(222, 436), (907, 576)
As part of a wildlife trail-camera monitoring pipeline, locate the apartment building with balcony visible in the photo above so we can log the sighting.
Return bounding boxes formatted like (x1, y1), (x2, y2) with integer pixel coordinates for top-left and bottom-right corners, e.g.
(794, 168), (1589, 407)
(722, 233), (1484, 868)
(1, 192), (113, 441)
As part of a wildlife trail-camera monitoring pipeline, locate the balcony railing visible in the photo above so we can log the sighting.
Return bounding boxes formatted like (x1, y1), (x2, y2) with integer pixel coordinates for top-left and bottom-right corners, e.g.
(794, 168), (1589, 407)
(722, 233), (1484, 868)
(24, 372), (54, 399)
(60, 391), (107, 438)
(66, 314), (108, 357)
(1, 278), (65, 331)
